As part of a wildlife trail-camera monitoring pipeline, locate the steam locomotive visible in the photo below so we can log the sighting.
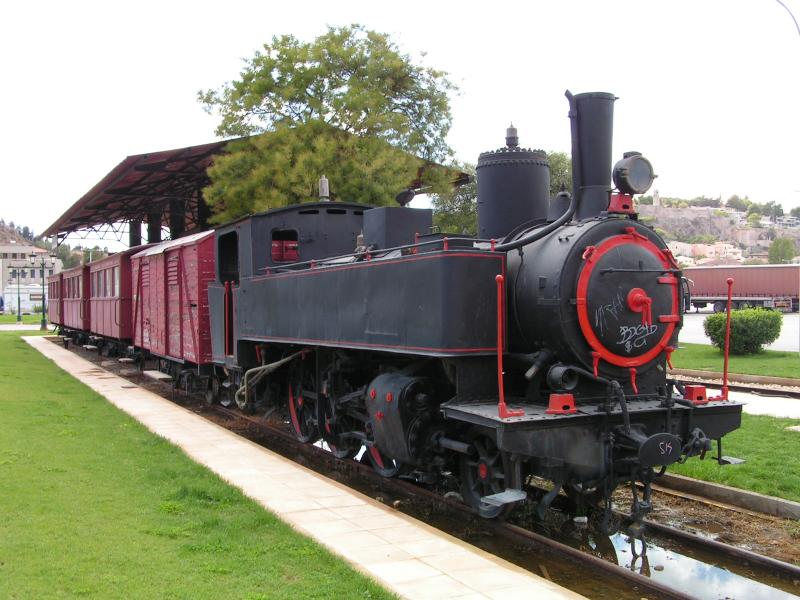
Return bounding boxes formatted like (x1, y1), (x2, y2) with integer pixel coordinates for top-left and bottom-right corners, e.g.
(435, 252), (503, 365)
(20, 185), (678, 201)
(50, 90), (742, 527)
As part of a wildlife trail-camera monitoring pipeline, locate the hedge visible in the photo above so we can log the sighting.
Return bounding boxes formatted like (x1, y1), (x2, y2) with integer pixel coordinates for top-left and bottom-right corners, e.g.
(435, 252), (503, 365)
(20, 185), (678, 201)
(703, 308), (782, 354)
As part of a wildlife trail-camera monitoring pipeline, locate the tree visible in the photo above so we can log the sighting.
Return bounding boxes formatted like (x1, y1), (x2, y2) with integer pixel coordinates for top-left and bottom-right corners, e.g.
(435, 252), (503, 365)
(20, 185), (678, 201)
(430, 151), (573, 236)
(432, 164), (477, 234)
(547, 151), (571, 197)
(747, 213), (762, 228)
(791, 206), (800, 218)
(199, 25), (456, 222)
(768, 237), (797, 264)
(726, 194), (750, 212)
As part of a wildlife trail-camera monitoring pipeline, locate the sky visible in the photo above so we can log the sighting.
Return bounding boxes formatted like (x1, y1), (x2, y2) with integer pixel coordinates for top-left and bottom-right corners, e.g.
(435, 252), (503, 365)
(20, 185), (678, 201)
(1, 0), (798, 244)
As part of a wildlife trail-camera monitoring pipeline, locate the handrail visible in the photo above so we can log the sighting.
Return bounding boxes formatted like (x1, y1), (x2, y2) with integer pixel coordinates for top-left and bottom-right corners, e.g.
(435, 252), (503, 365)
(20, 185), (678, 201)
(257, 235), (499, 275)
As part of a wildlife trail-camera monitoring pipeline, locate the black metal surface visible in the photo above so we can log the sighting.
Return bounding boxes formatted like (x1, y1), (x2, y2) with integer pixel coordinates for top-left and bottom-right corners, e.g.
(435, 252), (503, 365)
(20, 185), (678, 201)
(363, 206), (432, 250)
(566, 91), (616, 220)
(232, 251), (504, 357)
(476, 140), (550, 240)
(507, 217), (678, 394)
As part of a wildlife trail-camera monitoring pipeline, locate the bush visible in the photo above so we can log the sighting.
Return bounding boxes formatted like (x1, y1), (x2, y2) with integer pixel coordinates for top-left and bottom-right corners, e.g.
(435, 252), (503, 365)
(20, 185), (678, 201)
(703, 309), (782, 354)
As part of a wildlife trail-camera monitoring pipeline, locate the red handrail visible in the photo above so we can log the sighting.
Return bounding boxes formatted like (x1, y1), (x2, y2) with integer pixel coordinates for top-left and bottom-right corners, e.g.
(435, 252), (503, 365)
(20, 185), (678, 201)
(495, 274), (523, 419)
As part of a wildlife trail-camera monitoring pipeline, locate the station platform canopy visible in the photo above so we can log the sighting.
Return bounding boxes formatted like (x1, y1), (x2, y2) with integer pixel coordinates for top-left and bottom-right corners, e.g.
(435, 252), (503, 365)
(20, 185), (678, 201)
(43, 135), (469, 248)
(42, 139), (238, 245)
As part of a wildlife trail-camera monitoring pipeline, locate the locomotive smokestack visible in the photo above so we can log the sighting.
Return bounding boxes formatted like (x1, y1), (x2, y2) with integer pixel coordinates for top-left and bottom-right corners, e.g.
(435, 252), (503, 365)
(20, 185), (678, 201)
(565, 91), (616, 220)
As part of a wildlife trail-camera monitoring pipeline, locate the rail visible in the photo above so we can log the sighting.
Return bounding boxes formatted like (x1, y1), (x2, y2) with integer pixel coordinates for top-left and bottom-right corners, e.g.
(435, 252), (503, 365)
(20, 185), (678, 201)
(257, 235), (500, 275)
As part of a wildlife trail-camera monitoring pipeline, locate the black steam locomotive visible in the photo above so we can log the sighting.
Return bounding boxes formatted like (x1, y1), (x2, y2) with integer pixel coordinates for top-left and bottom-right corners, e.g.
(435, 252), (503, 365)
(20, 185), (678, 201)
(207, 91), (742, 526)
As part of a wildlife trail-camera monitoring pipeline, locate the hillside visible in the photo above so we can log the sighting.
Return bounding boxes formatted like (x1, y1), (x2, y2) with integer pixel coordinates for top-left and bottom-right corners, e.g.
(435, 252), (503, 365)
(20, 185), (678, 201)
(0, 220), (35, 245)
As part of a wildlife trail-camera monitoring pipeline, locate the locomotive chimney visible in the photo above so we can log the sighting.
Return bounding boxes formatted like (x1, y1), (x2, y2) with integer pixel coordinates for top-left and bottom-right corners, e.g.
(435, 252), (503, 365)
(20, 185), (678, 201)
(565, 90), (616, 220)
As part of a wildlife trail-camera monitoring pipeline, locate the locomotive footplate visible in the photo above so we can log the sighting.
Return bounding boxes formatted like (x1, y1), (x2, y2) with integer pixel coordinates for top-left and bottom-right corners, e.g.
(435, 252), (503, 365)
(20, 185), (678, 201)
(441, 398), (743, 469)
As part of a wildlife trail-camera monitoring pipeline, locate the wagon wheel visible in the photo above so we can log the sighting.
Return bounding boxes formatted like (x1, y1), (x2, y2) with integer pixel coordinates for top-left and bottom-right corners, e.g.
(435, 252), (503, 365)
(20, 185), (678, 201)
(287, 370), (319, 443)
(204, 375), (220, 406)
(366, 446), (403, 478)
(460, 431), (509, 519)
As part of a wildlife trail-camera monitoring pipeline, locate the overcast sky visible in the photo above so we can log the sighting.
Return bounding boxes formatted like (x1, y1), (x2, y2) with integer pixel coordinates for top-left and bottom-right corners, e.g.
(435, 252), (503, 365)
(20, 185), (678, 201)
(1, 0), (798, 243)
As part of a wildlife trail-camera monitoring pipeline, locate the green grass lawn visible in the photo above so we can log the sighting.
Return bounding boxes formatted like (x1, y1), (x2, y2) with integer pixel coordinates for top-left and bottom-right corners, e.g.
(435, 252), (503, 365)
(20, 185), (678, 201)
(0, 332), (393, 599)
(670, 413), (800, 502)
(672, 342), (800, 379)
(0, 312), (45, 324)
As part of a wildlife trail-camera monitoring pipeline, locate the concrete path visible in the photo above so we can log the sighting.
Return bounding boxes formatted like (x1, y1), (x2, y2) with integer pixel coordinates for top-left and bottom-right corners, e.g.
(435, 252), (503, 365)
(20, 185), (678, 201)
(24, 336), (581, 600)
(728, 389), (800, 419)
(0, 323), (42, 331)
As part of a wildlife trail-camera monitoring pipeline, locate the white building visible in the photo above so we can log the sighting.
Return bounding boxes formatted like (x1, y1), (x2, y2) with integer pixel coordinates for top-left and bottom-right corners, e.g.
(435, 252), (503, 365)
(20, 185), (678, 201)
(0, 243), (62, 314)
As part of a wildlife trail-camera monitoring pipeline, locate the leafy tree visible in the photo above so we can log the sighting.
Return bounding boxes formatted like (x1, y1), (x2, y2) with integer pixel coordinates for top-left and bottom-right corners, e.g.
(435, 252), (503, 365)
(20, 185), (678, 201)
(725, 195), (750, 212)
(547, 151), (571, 197)
(432, 164), (477, 234)
(768, 237), (797, 264)
(199, 25), (456, 222)
(431, 151), (573, 236)
(791, 206), (800, 218)
(688, 196), (720, 208)
(638, 195), (654, 205)
(747, 213), (762, 228)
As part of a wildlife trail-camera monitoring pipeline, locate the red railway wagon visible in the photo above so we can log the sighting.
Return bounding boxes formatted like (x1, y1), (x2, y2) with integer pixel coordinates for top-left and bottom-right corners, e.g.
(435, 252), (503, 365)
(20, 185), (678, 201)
(58, 265), (91, 332)
(685, 264), (800, 312)
(131, 231), (216, 368)
(46, 272), (63, 327)
(88, 248), (141, 341)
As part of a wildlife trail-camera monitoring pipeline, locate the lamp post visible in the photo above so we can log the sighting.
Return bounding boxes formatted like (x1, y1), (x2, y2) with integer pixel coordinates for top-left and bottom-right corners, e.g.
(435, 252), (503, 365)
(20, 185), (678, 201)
(29, 252), (57, 331)
(12, 268), (21, 322)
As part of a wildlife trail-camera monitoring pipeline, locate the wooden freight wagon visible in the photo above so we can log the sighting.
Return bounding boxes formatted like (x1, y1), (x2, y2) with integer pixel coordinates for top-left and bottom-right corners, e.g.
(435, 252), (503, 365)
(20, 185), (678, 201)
(59, 265), (90, 333)
(88, 248), (141, 342)
(46, 271), (63, 328)
(131, 231), (215, 369)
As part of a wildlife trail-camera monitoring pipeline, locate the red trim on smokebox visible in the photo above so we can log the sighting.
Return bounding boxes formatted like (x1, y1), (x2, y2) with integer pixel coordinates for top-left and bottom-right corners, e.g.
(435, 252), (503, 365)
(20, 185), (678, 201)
(576, 230), (679, 369)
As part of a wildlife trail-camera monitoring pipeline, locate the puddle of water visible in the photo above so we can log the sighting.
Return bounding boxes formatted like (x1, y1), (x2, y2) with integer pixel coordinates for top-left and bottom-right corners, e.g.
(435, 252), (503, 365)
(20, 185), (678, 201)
(609, 533), (799, 600)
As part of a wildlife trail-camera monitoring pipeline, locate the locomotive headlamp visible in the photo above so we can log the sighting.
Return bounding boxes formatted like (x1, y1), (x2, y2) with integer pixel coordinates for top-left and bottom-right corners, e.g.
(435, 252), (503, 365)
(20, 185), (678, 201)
(613, 151), (655, 195)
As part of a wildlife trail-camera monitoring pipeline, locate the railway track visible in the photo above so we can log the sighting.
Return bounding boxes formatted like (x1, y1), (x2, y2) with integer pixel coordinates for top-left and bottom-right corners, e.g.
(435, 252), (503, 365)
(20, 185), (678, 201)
(207, 404), (800, 599)
(674, 378), (800, 400)
(68, 344), (800, 599)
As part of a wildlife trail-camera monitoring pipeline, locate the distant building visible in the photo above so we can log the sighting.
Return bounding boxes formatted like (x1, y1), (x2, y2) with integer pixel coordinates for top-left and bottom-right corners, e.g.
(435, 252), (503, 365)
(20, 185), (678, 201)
(776, 215), (800, 228)
(0, 242), (63, 314)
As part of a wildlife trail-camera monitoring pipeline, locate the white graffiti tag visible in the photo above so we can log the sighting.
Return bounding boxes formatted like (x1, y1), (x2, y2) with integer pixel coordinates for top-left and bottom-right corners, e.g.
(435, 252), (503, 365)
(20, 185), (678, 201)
(594, 293), (625, 336)
(617, 324), (658, 353)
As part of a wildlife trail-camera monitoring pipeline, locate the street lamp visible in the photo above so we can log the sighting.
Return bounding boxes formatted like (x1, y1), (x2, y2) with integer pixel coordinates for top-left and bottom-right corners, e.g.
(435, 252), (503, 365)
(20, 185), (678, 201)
(29, 252), (57, 331)
(11, 268), (22, 322)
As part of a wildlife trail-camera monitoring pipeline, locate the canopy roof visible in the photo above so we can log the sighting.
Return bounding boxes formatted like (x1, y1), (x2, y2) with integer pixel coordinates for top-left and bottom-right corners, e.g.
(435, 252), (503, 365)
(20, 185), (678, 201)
(42, 139), (236, 240)
(43, 135), (470, 243)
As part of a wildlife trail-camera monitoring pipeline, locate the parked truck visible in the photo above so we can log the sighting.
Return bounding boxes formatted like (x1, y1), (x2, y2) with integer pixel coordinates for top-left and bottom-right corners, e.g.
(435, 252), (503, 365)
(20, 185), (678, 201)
(684, 264), (800, 312)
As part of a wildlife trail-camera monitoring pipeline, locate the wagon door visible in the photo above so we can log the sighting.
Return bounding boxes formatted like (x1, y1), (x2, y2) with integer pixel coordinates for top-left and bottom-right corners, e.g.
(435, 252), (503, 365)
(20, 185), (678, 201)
(166, 250), (182, 360)
(140, 259), (153, 348)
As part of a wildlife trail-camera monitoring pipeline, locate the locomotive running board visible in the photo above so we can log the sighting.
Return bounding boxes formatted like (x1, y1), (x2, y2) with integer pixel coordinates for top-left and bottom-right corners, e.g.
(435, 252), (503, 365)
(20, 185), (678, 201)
(481, 488), (527, 507)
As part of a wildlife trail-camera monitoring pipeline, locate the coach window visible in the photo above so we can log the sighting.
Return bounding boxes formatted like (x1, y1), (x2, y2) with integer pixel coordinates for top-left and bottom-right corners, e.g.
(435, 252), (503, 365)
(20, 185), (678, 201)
(271, 229), (299, 263)
(218, 231), (239, 284)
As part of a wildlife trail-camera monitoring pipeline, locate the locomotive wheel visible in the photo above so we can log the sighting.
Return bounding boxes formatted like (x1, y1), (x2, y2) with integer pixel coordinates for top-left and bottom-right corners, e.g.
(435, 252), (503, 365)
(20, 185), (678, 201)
(460, 432), (509, 519)
(327, 422), (360, 459)
(288, 383), (318, 443)
(366, 446), (403, 478)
